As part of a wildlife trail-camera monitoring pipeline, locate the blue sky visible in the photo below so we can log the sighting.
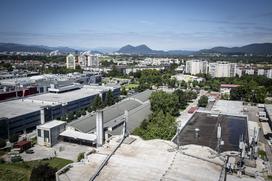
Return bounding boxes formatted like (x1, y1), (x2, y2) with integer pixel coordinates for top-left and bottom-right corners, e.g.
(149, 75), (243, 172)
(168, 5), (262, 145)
(0, 0), (272, 50)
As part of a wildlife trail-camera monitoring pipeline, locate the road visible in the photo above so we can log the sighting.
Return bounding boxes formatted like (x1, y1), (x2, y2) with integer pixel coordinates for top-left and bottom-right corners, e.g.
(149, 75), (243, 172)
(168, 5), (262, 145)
(176, 90), (206, 132)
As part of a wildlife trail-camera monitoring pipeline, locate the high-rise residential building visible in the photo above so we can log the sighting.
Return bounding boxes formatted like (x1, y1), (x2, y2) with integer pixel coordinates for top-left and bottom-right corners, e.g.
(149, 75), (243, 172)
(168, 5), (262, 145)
(245, 69), (255, 75)
(87, 54), (99, 67)
(79, 52), (99, 68)
(208, 61), (237, 78)
(267, 69), (272, 79)
(258, 69), (265, 76)
(236, 68), (243, 77)
(66, 53), (76, 69)
(185, 59), (208, 75)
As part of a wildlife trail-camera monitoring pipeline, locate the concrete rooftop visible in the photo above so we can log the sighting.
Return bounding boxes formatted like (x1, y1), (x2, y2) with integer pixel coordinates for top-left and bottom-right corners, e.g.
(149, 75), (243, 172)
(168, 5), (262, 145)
(26, 87), (101, 104)
(0, 98), (54, 119)
(59, 136), (257, 181)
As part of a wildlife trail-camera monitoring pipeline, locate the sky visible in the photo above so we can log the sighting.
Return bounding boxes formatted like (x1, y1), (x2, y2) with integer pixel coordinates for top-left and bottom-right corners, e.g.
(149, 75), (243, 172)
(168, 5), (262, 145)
(0, 0), (272, 50)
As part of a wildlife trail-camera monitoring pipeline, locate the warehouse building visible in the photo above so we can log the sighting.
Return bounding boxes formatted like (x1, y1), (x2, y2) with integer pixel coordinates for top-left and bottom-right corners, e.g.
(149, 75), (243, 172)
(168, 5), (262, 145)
(0, 85), (120, 139)
(67, 90), (153, 139)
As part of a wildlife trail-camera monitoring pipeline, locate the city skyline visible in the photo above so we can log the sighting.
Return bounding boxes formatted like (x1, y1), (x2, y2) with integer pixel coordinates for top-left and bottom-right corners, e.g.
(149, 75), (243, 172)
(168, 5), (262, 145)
(0, 0), (272, 50)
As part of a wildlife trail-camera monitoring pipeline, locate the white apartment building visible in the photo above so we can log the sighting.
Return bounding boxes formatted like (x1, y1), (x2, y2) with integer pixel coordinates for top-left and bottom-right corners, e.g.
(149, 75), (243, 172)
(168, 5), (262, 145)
(208, 61), (237, 78)
(258, 69), (265, 76)
(185, 59), (208, 75)
(80, 52), (99, 67)
(236, 68), (243, 77)
(245, 69), (255, 75)
(66, 53), (76, 69)
(267, 69), (272, 79)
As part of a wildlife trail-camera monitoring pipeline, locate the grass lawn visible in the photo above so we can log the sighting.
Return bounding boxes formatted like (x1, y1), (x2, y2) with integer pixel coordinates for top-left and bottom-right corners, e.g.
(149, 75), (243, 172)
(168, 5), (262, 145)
(0, 157), (72, 181)
(124, 83), (139, 90)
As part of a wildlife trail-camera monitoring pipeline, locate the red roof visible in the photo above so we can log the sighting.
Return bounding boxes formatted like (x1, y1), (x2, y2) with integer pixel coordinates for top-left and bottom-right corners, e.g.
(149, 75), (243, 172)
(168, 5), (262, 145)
(188, 107), (198, 113)
(15, 140), (31, 147)
(220, 84), (240, 88)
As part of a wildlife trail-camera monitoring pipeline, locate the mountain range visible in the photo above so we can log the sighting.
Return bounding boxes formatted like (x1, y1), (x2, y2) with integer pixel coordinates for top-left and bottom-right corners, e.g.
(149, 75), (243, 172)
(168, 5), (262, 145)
(117, 43), (272, 55)
(0, 42), (272, 55)
(0, 43), (76, 53)
(116, 44), (194, 55)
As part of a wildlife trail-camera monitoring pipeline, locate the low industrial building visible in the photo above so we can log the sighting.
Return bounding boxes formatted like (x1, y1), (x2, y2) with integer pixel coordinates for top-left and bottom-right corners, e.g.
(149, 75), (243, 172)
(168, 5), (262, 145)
(33, 90), (152, 147)
(68, 89), (153, 138)
(0, 85), (120, 139)
(37, 120), (66, 147)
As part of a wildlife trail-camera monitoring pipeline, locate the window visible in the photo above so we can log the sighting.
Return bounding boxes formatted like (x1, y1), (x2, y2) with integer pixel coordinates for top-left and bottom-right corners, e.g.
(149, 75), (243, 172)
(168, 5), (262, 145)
(44, 130), (49, 138)
(38, 129), (41, 137)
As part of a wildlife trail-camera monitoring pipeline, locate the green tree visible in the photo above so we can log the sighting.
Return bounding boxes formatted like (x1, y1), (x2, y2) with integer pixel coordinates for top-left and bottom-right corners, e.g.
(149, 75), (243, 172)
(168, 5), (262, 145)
(30, 164), (57, 181)
(92, 95), (103, 110)
(77, 152), (85, 162)
(67, 112), (74, 122)
(81, 109), (86, 116)
(121, 87), (127, 95)
(0, 138), (6, 148)
(105, 90), (114, 106)
(150, 91), (179, 116)
(75, 111), (81, 118)
(198, 95), (208, 107)
(9, 134), (19, 143)
(173, 89), (188, 109)
(133, 111), (176, 140)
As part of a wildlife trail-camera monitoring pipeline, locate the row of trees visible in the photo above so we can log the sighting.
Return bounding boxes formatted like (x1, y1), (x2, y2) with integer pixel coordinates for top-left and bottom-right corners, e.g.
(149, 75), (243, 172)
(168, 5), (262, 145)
(136, 69), (179, 91)
(133, 90), (197, 140)
(43, 65), (83, 74)
(230, 85), (266, 103)
(195, 74), (271, 103)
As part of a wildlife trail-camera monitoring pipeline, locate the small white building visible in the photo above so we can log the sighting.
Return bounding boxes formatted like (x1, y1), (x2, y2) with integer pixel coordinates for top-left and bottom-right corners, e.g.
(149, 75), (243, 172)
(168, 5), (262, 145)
(220, 84), (240, 95)
(37, 120), (66, 147)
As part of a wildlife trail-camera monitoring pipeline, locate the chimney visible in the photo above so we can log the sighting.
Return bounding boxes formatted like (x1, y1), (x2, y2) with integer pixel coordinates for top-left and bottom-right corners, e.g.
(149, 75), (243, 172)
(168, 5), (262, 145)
(96, 110), (104, 147)
(40, 108), (45, 124)
(122, 110), (128, 137)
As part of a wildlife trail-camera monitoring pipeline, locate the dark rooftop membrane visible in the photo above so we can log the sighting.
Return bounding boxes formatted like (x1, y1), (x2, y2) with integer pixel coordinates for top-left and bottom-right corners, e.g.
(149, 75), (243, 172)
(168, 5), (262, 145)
(175, 112), (248, 152)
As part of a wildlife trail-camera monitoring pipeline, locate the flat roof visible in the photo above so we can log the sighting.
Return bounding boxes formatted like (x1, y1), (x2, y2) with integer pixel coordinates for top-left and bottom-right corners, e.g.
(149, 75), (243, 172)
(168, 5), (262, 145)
(37, 120), (66, 129)
(0, 98), (54, 119)
(211, 100), (244, 116)
(27, 87), (101, 104)
(0, 85), (119, 119)
(59, 136), (227, 181)
(60, 129), (96, 142)
(175, 112), (248, 152)
(261, 122), (272, 135)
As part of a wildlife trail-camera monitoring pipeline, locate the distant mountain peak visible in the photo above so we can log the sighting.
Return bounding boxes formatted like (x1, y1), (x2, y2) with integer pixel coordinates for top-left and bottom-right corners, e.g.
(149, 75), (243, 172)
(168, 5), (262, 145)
(117, 44), (154, 54)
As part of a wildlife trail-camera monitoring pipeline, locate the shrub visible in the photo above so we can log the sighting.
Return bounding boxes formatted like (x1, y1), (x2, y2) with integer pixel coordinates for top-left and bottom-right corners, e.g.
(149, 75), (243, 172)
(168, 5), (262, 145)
(9, 134), (19, 143)
(30, 163), (57, 181)
(0, 138), (6, 148)
(77, 152), (85, 162)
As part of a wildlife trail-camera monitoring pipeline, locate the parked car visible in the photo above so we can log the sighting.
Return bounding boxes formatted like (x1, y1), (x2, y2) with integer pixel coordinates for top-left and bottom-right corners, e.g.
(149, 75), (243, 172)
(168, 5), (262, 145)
(11, 155), (23, 162)
(25, 149), (34, 154)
